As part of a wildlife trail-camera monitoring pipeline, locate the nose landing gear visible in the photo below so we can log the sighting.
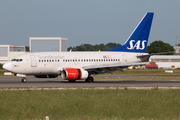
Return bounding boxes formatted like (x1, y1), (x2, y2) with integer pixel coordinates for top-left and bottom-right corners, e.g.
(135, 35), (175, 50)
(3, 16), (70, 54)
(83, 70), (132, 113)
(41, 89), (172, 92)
(21, 77), (27, 83)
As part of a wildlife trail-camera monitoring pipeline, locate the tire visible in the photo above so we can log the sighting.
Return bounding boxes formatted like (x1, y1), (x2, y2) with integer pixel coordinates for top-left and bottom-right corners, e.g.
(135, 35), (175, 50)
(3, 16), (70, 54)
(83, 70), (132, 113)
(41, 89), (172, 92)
(21, 78), (27, 83)
(85, 76), (94, 82)
(68, 80), (76, 82)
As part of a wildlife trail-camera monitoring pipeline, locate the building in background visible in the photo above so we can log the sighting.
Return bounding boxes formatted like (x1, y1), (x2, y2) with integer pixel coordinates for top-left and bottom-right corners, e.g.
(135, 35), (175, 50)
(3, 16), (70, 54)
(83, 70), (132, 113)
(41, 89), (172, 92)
(0, 37), (68, 64)
(0, 45), (26, 64)
(174, 46), (180, 54)
(174, 36), (180, 55)
(29, 37), (68, 52)
(149, 55), (180, 69)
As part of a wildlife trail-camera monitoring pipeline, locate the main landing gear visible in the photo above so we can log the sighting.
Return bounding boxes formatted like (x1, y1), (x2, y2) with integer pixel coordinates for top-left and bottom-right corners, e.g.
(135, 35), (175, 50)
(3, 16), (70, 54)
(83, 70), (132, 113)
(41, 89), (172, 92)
(68, 80), (76, 82)
(85, 76), (94, 82)
(21, 77), (27, 83)
(67, 76), (94, 83)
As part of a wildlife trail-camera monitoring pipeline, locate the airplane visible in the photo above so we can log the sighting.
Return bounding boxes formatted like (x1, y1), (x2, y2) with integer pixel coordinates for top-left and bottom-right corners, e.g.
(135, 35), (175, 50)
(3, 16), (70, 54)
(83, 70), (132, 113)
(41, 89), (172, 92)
(3, 12), (154, 83)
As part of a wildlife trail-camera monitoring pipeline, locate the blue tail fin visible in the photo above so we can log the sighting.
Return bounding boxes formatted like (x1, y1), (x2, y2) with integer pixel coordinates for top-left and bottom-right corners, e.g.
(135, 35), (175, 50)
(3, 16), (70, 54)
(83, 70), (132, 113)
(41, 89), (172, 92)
(108, 12), (154, 53)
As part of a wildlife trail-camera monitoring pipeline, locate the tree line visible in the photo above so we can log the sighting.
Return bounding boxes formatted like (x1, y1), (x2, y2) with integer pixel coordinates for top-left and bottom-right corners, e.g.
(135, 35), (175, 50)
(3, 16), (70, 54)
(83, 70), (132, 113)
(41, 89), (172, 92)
(68, 40), (175, 54)
(68, 43), (121, 51)
(146, 40), (175, 54)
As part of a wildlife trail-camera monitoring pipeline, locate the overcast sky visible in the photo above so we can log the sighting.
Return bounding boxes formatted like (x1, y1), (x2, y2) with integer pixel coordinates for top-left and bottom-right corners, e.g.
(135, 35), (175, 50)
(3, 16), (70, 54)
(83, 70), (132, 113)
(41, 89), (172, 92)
(0, 0), (179, 47)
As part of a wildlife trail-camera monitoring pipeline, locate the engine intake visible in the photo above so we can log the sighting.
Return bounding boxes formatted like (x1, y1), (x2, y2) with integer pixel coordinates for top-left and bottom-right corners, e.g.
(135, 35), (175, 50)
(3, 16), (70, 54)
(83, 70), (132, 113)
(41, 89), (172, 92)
(61, 68), (88, 80)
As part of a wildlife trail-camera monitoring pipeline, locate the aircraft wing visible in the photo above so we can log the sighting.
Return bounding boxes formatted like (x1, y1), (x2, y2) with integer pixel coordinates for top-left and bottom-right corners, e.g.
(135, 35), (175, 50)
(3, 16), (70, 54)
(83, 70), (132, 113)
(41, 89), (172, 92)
(83, 62), (149, 74)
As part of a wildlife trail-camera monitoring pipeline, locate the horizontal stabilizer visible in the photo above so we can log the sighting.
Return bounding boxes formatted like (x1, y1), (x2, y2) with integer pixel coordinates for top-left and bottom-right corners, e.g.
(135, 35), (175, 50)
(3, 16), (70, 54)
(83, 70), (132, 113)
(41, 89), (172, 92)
(137, 51), (174, 58)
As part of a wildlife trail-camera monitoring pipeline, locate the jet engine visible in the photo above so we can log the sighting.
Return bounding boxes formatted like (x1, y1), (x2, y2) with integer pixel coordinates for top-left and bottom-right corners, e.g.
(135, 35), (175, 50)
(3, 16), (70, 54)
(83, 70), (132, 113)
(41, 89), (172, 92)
(61, 68), (88, 80)
(34, 75), (58, 78)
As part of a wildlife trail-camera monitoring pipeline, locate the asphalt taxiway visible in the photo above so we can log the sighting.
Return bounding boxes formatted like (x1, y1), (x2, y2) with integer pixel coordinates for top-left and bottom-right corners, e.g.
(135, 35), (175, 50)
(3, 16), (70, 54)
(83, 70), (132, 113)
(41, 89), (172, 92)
(0, 76), (180, 88)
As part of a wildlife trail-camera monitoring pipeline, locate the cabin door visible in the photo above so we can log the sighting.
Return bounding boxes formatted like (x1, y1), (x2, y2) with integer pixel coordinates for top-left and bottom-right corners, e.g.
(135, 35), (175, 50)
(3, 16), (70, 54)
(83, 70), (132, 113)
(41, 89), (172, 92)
(30, 55), (37, 67)
(123, 55), (127, 63)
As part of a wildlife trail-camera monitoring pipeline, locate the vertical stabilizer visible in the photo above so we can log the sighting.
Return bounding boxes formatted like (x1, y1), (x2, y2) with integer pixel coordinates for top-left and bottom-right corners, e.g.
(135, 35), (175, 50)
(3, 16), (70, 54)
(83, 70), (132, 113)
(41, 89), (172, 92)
(108, 12), (154, 53)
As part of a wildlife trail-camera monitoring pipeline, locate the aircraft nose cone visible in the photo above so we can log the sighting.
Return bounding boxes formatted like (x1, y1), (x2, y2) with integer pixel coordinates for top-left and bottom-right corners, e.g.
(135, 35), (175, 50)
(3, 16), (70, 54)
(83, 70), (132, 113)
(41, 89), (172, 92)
(3, 62), (12, 71)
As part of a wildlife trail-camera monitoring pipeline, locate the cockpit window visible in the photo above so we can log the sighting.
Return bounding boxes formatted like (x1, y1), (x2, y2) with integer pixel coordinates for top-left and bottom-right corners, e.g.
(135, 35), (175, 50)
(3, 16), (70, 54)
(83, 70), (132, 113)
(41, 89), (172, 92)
(11, 59), (16, 61)
(11, 59), (23, 62)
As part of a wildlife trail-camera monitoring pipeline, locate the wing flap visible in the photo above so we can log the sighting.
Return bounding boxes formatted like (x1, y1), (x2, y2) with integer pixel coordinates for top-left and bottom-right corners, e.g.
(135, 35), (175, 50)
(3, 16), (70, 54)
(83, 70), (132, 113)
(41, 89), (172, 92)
(83, 62), (149, 74)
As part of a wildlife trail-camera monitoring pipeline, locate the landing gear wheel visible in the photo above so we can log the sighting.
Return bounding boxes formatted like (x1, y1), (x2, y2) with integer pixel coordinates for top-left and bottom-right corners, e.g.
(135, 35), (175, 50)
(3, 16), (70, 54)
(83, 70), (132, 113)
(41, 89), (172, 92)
(21, 78), (27, 83)
(68, 80), (76, 82)
(85, 76), (94, 82)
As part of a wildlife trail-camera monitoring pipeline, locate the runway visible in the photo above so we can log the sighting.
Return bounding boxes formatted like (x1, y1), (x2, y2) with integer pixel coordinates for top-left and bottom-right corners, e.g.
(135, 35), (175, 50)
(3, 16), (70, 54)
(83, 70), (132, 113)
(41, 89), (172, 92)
(0, 76), (180, 88)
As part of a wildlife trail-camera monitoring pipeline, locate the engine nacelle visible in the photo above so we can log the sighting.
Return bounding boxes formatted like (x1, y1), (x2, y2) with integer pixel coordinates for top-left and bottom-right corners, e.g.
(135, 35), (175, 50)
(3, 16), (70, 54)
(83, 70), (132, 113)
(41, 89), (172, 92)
(34, 75), (58, 78)
(61, 68), (88, 80)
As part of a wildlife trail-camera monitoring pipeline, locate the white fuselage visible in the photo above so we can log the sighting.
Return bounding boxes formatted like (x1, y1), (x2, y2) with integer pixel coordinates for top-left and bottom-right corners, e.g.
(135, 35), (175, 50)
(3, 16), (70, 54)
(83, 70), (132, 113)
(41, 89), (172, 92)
(5, 51), (148, 75)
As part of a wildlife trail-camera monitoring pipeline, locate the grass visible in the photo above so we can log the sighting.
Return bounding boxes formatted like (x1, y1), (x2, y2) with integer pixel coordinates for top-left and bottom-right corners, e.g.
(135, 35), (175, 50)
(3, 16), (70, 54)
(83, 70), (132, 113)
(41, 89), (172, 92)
(0, 64), (2, 69)
(0, 67), (180, 119)
(99, 69), (180, 76)
(0, 89), (180, 120)
(1, 65), (180, 119)
(0, 72), (4, 76)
